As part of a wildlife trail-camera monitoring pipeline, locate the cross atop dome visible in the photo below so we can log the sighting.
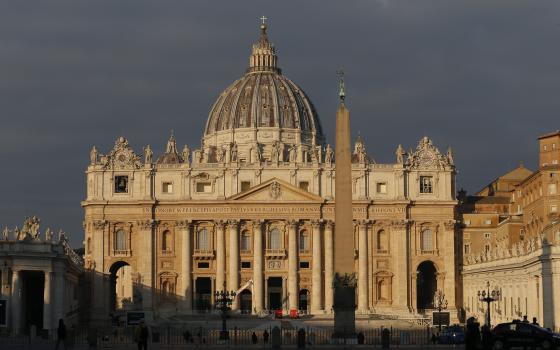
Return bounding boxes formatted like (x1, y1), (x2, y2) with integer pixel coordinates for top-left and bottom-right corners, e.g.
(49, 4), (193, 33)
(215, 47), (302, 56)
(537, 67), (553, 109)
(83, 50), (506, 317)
(260, 15), (267, 25)
(248, 16), (278, 73)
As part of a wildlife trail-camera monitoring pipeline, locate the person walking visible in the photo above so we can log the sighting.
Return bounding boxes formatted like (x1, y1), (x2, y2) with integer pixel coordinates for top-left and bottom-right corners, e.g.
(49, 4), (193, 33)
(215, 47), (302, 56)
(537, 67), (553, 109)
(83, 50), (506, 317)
(263, 329), (269, 344)
(55, 319), (67, 350)
(251, 332), (258, 344)
(135, 321), (149, 350)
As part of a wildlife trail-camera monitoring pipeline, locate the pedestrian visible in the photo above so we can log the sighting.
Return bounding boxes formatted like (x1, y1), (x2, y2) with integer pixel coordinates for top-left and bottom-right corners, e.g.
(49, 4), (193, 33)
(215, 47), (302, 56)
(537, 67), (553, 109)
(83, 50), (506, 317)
(135, 320), (149, 350)
(431, 332), (438, 344)
(263, 329), (269, 344)
(522, 315), (529, 323)
(532, 317), (539, 326)
(297, 328), (306, 349)
(55, 319), (67, 350)
(481, 325), (492, 350)
(252, 332), (258, 344)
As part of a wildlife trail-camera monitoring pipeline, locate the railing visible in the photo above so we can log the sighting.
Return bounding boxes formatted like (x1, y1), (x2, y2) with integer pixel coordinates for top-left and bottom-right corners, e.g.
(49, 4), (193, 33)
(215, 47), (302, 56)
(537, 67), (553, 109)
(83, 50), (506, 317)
(112, 250), (130, 257)
(7, 326), (435, 347)
(265, 249), (286, 257)
(376, 249), (389, 254)
(193, 249), (214, 259)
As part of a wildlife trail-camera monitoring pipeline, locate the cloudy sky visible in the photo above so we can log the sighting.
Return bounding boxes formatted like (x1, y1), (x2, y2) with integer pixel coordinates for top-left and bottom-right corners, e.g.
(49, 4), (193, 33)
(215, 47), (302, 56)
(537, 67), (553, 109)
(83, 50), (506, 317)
(0, 1), (558, 246)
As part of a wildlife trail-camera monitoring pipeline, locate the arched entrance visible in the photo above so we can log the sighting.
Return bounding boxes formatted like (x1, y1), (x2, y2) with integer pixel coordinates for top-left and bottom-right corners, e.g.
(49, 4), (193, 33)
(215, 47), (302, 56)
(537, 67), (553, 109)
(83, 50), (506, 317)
(109, 261), (132, 311)
(416, 261), (437, 311)
(239, 289), (252, 314)
(298, 289), (309, 313)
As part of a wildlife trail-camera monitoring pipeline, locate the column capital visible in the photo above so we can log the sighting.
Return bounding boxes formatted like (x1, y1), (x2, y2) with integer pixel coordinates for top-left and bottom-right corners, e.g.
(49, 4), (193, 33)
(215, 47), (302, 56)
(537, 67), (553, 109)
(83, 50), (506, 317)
(311, 219), (322, 229)
(214, 220), (227, 230)
(136, 219), (157, 230)
(252, 219), (264, 229)
(357, 219), (370, 228)
(227, 219), (239, 229)
(92, 220), (107, 230)
(391, 219), (409, 230)
(286, 219), (299, 229)
(175, 220), (192, 230)
(324, 220), (334, 230)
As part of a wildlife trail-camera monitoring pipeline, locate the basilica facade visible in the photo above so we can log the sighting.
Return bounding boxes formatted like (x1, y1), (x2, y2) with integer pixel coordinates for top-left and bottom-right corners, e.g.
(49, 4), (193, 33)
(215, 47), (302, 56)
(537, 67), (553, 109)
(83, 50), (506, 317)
(82, 23), (459, 321)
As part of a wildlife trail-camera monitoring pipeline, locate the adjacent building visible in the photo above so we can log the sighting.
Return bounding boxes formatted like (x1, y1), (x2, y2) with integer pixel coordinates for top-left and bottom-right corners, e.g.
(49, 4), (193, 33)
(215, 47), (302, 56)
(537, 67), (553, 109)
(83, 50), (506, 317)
(461, 131), (560, 329)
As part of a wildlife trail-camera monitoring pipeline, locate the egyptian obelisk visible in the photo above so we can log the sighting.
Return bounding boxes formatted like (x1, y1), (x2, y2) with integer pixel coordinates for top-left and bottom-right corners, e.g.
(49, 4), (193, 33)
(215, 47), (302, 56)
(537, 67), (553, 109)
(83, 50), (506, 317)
(333, 71), (356, 339)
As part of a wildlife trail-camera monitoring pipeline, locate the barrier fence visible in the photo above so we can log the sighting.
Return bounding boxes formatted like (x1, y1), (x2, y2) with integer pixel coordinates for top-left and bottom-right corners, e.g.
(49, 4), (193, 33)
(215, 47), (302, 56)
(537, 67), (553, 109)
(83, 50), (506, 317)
(46, 326), (434, 347)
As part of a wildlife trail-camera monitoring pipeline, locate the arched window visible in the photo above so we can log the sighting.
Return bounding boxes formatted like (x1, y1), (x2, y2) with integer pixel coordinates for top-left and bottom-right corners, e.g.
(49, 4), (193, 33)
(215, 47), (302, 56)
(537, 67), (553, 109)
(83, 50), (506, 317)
(114, 229), (127, 251)
(162, 230), (171, 251)
(197, 229), (209, 251)
(377, 230), (388, 253)
(87, 237), (92, 254)
(299, 230), (309, 252)
(420, 229), (433, 252)
(268, 228), (281, 250)
(240, 230), (251, 251)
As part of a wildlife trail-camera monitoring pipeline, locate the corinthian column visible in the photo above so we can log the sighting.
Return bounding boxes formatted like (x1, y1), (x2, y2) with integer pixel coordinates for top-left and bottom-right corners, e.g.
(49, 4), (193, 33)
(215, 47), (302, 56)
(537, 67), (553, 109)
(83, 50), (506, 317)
(358, 221), (369, 312)
(11, 269), (21, 334)
(253, 220), (264, 313)
(287, 220), (298, 311)
(178, 220), (192, 311)
(324, 221), (334, 313)
(228, 220), (239, 310)
(215, 221), (226, 292)
(311, 220), (323, 312)
(43, 271), (53, 332)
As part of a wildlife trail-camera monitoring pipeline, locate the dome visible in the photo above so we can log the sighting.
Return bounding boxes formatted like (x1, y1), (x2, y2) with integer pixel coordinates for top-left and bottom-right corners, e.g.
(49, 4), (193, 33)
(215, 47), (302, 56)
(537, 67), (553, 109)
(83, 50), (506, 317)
(203, 23), (324, 152)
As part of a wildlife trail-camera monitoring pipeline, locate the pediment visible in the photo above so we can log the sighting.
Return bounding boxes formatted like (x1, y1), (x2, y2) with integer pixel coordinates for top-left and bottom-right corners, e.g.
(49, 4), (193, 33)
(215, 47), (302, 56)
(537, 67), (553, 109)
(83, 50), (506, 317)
(227, 178), (324, 202)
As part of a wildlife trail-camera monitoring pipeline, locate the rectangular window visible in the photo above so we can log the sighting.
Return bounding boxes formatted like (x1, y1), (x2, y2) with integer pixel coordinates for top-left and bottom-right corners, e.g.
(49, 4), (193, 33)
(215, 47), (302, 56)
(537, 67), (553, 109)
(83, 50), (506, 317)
(240, 181), (251, 192)
(484, 219), (492, 225)
(464, 244), (470, 254)
(299, 261), (310, 269)
(196, 182), (212, 193)
(544, 145), (548, 151)
(464, 220), (471, 225)
(376, 182), (387, 194)
(114, 176), (129, 193)
(485, 244), (490, 253)
(553, 160), (558, 164)
(241, 261), (251, 269)
(420, 176), (433, 194)
(162, 182), (173, 193)
(484, 233), (491, 239)
(549, 184), (557, 195)
(551, 205), (558, 213)
(553, 143), (557, 150)
(299, 181), (309, 192)
(197, 262), (209, 269)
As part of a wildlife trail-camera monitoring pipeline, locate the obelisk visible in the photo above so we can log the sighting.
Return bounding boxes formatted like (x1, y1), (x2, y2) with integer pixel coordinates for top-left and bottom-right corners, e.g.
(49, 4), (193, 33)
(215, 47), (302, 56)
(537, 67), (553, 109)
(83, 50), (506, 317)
(333, 71), (356, 340)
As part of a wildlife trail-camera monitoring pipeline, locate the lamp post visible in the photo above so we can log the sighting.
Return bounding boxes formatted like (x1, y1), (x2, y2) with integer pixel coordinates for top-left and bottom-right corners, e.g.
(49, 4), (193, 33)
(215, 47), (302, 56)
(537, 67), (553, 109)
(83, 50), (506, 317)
(214, 282), (236, 340)
(433, 290), (448, 331)
(477, 281), (500, 328)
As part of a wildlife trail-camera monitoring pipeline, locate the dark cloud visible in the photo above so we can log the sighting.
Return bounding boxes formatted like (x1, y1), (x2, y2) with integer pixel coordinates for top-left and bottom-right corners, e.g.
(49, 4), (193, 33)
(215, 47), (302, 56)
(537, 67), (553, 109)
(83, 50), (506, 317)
(1, 0), (559, 246)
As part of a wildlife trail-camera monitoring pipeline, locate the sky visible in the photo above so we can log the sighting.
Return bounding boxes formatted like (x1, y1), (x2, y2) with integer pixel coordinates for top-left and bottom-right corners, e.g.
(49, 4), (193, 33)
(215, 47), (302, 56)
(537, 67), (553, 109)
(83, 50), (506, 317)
(0, 1), (559, 247)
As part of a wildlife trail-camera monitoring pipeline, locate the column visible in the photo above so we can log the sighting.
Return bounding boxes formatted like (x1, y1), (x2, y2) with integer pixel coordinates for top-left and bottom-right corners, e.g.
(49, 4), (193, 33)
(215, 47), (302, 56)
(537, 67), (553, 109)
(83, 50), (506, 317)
(11, 269), (21, 334)
(324, 221), (334, 313)
(392, 221), (409, 310)
(311, 220), (323, 312)
(53, 270), (65, 326)
(228, 220), (239, 310)
(287, 220), (298, 311)
(253, 220), (264, 313)
(138, 221), (154, 310)
(358, 221), (369, 312)
(215, 221), (226, 292)
(179, 221), (192, 311)
(43, 271), (53, 332)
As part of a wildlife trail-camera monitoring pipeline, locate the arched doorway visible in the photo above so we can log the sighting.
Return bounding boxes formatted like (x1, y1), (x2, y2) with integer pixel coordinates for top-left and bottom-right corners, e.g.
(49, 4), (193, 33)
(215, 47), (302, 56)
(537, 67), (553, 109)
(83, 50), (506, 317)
(416, 261), (437, 311)
(239, 289), (252, 314)
(109, 261), (133, 311)
(298, 289), (309, 313)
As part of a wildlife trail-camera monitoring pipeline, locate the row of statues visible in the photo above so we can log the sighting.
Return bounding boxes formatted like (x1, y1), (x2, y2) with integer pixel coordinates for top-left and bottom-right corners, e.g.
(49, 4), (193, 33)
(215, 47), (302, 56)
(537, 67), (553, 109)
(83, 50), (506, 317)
(90, 136), (455, 168)
(2, 216), (67, 243)
(464, 234), (549, 265)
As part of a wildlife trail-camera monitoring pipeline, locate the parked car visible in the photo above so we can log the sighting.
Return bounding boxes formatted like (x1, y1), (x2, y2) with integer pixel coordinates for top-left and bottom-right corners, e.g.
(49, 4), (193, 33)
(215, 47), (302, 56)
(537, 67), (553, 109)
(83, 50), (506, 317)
(438, 325), (465, 344)
(491, 321), (560, 350)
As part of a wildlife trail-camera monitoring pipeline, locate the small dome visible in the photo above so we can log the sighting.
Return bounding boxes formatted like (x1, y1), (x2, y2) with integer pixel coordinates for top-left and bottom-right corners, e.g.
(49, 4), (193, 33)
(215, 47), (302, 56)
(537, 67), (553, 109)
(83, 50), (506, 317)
(156, 133), (183, 165)
(203, 22), (324, 149)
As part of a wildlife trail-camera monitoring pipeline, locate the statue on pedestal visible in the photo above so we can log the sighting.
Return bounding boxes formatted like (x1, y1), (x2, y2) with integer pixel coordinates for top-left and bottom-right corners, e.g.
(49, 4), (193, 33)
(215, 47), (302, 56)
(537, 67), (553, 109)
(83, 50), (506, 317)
(90, 146), (98, 165)
(182, 145), (190, 165)
(144, 145), (153, 164)
(325, 144), (333, 165)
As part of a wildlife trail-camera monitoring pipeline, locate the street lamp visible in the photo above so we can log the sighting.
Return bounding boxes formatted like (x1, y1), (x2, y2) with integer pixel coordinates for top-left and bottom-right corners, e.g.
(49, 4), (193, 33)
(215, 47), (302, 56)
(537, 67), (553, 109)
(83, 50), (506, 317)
(433, 290), (448, 331)
(477, 281), (501, 328)
(214, 282), (236, 340)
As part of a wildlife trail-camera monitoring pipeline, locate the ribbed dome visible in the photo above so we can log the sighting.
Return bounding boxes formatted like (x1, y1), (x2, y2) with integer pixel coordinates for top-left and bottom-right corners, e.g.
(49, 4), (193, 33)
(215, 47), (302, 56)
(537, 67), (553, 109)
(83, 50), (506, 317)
(203, 23), (324, 149)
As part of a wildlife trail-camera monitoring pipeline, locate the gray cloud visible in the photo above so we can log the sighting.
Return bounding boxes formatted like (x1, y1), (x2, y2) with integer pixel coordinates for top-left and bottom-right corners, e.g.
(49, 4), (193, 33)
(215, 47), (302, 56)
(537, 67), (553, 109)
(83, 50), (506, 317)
(0, 0), (559, 246)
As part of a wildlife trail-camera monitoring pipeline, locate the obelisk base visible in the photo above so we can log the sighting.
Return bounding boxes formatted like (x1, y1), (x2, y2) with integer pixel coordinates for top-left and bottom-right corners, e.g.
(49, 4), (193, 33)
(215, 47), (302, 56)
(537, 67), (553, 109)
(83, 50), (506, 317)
(332, 274), (357, 343)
